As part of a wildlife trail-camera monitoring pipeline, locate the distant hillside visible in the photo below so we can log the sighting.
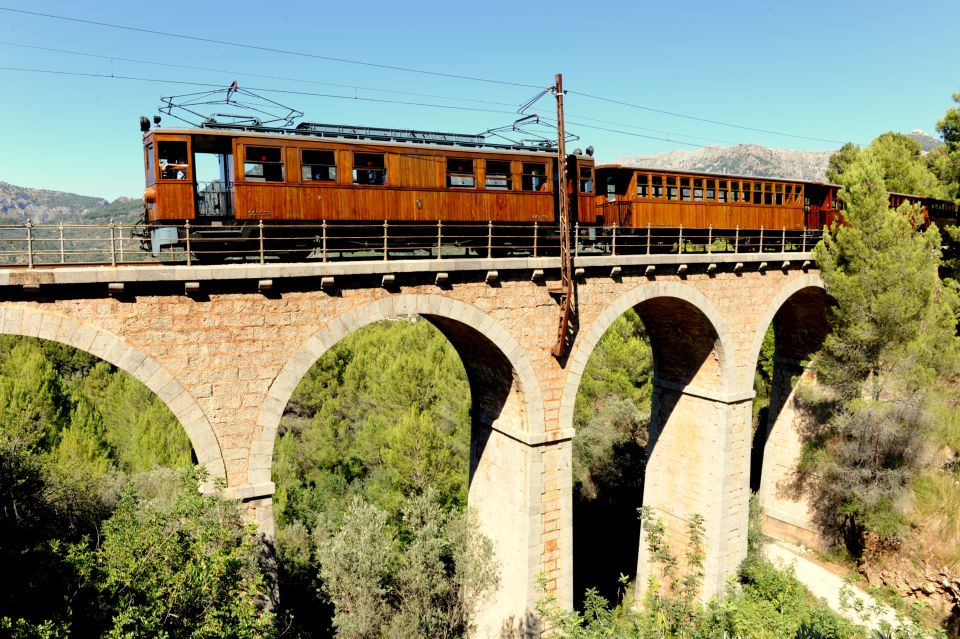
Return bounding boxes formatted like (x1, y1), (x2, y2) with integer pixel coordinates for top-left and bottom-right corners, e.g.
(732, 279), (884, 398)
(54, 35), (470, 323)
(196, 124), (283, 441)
(613, 132), (944, 183)
(905, 129), (943, 152)
(613, 144), (834, 182)
(0, 182), (141, 224)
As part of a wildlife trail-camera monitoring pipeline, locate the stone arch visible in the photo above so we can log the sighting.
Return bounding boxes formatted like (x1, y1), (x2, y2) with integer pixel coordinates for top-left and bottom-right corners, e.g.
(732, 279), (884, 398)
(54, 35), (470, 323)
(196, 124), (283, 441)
(560, 280), (737, 427)
(744, 273), (829, 395)
(558, 280), (744, 601)
(747, 274), (831, 549)
(0, 305), (226, 479)
(251, 294), (548, 634)
(250, 293), (544, 485)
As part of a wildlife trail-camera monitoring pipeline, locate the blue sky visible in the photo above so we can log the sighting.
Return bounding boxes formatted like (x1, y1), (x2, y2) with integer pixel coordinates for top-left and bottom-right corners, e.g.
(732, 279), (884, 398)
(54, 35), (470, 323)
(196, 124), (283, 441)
(0, 0), (958, 200)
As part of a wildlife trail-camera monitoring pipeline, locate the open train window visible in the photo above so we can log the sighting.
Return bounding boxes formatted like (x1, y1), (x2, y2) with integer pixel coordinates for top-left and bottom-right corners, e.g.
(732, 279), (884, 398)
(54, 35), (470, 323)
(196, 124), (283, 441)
(486, 161), (512, 189)
(666, 176), (678, 201)
(159, 141), (189, 180)
(680, 177), (692, 201)
(651, 175), (663, 198)
(522, 162), (548, 191)
(636, 173), (649, 197)
(353, 153), (386, 185)
(764, 183), (774, 205)
(775, 184), (784, 205)
(706, 179), (715, 200)
(447, 158), (475, 188)
(753, 183), (762, 205)
(717, 180), (727, 202)
(579, 166), (594, 193)
(244, 146), (284, 182)
(302, 150), (336, 182)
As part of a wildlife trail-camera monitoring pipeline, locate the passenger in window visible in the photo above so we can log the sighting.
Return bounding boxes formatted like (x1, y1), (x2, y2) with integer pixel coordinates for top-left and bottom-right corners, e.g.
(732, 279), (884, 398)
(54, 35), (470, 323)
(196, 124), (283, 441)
(161, 158), (188, 180)
(531, 168), (542, 192)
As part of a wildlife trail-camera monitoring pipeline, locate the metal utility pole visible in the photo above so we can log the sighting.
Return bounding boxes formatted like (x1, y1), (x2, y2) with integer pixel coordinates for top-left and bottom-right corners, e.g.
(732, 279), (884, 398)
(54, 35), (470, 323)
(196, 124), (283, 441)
(551, 73), (573, 358)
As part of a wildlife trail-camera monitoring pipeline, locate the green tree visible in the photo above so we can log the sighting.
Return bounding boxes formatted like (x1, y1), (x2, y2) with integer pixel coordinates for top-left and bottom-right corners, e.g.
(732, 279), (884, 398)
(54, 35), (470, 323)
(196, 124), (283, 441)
(826, 142), (861, 184)
(53, 394), (112, 478)
(933, 90), (960, 200)
(826, 133), (949, 201)
(572, 310), (651, 499)
(315, 493), (497, 639)
(78, 470), (276, 639)
(811, 150), (959, 544)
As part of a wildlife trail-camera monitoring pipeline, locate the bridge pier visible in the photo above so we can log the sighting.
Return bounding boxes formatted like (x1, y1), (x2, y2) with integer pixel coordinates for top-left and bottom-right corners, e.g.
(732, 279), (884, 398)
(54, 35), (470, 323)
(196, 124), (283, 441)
(637, 383), (753, 600)
(757, 360), (823, 549)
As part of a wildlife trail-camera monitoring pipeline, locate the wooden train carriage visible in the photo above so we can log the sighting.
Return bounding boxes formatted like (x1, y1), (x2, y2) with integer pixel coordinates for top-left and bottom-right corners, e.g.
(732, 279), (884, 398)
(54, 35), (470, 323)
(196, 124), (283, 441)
(141, 124), (596, 237)
(593, 165), (841, 232)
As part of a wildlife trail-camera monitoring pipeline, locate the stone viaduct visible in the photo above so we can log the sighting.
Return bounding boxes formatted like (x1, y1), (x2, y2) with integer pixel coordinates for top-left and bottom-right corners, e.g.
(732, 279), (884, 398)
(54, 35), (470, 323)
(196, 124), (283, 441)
(0, 250), (830, 637)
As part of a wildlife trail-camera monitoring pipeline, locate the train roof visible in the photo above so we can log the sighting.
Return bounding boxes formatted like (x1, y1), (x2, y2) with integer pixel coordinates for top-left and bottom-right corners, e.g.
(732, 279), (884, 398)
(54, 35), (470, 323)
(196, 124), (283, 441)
(147, 121), (565, 155)
(596, 163), (840, 188)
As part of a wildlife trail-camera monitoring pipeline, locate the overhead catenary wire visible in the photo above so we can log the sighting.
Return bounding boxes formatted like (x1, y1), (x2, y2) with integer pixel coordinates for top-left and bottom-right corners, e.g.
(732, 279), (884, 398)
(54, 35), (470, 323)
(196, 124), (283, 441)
(1, 41), (725, 144)
(0, 41), (523, 109)
(0, 67), (525, 116)
(0, 7), (850, 148)
(569, 90), (848, 145)
(0, 7), (543, 89)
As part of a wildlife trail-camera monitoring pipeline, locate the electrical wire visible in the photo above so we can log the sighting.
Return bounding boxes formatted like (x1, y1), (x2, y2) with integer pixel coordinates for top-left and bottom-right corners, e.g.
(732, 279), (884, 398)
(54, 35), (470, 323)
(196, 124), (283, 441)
(570, 90), (847, 145)
(0, 7), (544, 89)
(0, 7), (849, 147)
(0, 41), (523, 108)
(0, 66), (523, 116)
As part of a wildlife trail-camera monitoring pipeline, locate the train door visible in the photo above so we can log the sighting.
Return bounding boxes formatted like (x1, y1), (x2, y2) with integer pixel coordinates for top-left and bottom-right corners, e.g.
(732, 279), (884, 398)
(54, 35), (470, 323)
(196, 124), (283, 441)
(192, 134), (234, 220)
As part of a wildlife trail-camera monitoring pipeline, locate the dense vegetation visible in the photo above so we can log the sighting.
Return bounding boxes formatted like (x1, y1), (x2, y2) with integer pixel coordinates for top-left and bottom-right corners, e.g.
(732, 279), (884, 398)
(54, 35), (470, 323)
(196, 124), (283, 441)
(271, 319), (497, 637)
(0, 336), (276, 637)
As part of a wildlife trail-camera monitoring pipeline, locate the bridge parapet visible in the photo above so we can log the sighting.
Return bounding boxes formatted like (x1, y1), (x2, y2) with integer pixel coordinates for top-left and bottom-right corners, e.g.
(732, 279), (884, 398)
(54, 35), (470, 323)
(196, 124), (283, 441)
(0, 250), (816, 291)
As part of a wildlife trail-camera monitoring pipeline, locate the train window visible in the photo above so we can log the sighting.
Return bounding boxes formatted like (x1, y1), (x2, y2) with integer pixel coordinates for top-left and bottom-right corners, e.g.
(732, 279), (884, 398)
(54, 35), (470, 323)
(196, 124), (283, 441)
(486, 161), (512, 189)
(752, 183), (762, 205)
(764, 183), (773, 205)
(680, 177), (691, 201)
(159, 141), (189, 180)
(731, 181), (742, 202)
(522, 162), (548, 191)
(302, 150), (336, 182)
(353, 153), (386, 185)
(606, 176), (616, 202)
(651, 175), (663, 198)
(775, 184), (784, 205)
(693, 178), (704, 201)
(717, 180), (727, 203)
(636, 173), (649, 197)
(145, 143), (154, 175)
(706, 179), (715, 200)
(579, 166), (594, 193)
(666, 176), (678, 201)
(244, 146), (284, 182)
(447, 158), (475, 188)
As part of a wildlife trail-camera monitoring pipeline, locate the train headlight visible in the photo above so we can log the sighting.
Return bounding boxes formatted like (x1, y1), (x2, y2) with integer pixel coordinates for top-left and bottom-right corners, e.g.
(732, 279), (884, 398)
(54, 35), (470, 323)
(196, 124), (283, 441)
(143, 186), (157, 205)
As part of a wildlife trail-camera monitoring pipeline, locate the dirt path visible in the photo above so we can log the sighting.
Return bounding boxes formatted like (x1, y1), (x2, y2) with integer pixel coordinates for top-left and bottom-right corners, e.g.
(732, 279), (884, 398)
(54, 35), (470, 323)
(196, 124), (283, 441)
(763, 540), (903, 632)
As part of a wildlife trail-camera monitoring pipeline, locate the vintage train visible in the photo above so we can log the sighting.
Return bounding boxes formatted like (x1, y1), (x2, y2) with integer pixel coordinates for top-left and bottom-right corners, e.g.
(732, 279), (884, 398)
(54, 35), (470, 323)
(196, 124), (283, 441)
(137, 119), (959, 259)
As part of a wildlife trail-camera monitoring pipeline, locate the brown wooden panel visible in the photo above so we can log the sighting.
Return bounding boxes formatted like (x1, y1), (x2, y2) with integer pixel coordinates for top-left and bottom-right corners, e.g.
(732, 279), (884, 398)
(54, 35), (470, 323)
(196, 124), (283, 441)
(151, 183), (195, 221)
(399, 154), (438, 188)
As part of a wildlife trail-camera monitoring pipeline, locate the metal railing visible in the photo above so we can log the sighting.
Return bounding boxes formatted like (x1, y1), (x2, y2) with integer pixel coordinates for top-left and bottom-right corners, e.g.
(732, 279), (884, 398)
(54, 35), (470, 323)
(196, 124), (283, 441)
(0, 220), (824, 268)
